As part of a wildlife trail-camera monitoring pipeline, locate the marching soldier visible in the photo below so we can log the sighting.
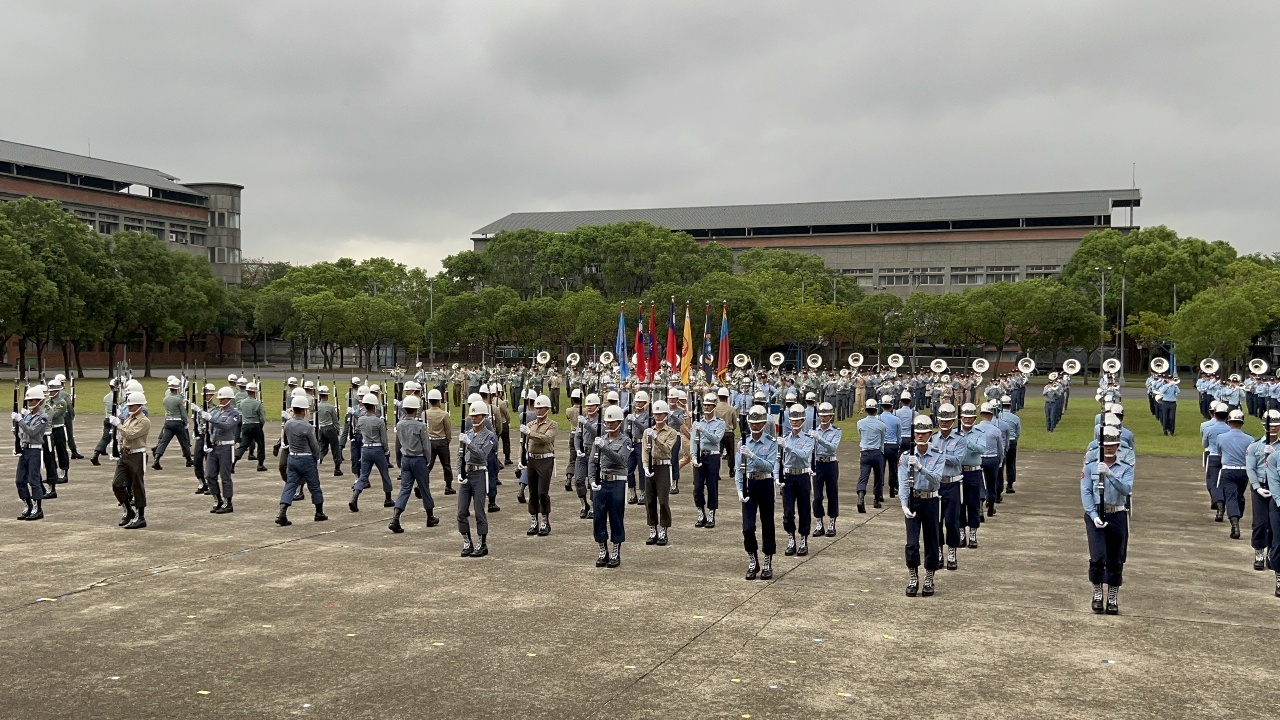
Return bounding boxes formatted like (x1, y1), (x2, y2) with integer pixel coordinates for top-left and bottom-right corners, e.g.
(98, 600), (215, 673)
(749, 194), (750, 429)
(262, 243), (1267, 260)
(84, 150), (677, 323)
(856, 399), (887, 512)
(879, 395), (901, 499)
(523, 394), (558, 536)
(1082, 425), (1134, 614)
(692, 392), (726, 529)
(191, 383), (216, 494)
(349, 392), (393, 511)
(643, 399), (677, 546)
(315, 386), (345, 476)
(424, 388), (454, 494)
(956, 403), (984, 547)
(274, 395), (328, 526)
(564, 388), (582, 492)
(388, 394), (441, 533)
(715, 387), (737, 476)
(456, 400), (497, 558)
(152, 377), (194, 470)
(810, 402), (842, 537)
(779, 404), (815, 557)
(737, 405), (779, 580)
(202, 387), (242, 514)
(91, 378), (120, 467)
(999, 395), (1021, 494)
(1246, 410), (1278, 571)
(233, 381), (267, 471)
(45, 380), (71, 486)
(111, 390), (152, 529)
(589, 405), (631, 568)
(1043, 375), (1062, 432)
(13, 386), (50, 520)
(1202, 402), (1230, 520)
(1158, 375), (1180, 435)
(900, 415), (943, 596)
(977, 402), (1007, 515)
(1265, 424), (1280, 596)
(931, 403), (974, 569)
(1213, 409), (1254, 540)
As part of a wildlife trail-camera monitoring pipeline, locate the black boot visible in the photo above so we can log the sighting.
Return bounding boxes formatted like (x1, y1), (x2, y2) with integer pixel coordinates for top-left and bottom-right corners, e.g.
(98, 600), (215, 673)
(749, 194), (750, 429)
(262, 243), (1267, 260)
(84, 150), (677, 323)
(314, 503), (327, 521)
(1105, 586), (1119, 615)
(705, 509), (715, 529)
(760, 555), (773, 580)
(195, 483), (208, 495)
(1256, 549), (1267, 571)
(488, 500), (501, 513)
(921, 569), (935, 597)
(906, 568), (920, 597)
(784, 534), (797, 557)
(745, 552), (759, 580)
(210, 498), (223, 513)
(1215, 505), (1225, 522)
(349, 490), (361, 513)
(27, 500), (43, 521)
(857, 491), (866, 513)
(124, 507), (147, 529)
(119, 503), (135, 527)
(1091, 584), (1104, 614)
(579, 497), (589, 519)
(472, 535), (489, 557)
(1229, 517), (1241, 539)
(152, 459), (162, 471)
(388, 508), (404, 533)
(425, 510), (440, 527)
(695, 507), (707, 528)
(967, 528), (978, 549)
(646, 526), (658, 545)
(527, 515), (539, 536)
(214, 499), (234, 514)
(596, 542), (609, 567)
(1274, 572), (1280, 598)
(656, 527), (668, 546)
(873, 495), (883, 509)
(517, 488), (526, 504)
(461, 534), (474, 557)
(626, 487), (637, 505)
(538, 515), (550, 536)
(797, 535), (808, 557)
(607, 542), (621, 568)
(986, 502), (996, 517)
(275, 504), (292, 527)
(90, 453), (101, 466)
(946, 547), (958, 571)
(383, 492), (394, 508)
(17, 500), (33, 521)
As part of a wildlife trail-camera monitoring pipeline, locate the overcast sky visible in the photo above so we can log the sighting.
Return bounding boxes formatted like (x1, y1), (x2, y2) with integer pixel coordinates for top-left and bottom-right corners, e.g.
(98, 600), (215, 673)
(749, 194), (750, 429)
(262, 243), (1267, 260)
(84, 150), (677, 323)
(2, 1), (1276, 270)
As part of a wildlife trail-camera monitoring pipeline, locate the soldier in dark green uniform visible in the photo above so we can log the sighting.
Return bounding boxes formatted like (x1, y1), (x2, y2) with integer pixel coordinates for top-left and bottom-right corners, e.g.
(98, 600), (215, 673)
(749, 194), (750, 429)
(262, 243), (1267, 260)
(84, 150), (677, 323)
(152, 376), (194, 470)
(234, 382), (267, 471)
(316, 385), (344, 476)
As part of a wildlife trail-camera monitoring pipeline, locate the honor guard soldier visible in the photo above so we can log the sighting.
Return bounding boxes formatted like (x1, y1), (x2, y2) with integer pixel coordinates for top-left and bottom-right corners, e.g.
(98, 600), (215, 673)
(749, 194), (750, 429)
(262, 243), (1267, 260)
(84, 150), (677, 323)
(191, 383), (216, 494)
(152, 377), (194, 470)
(589, 405), (631, 568)
(856, 399), (887, 513)
(1246, 410), (1278, 571)
(1043, 375), (1063, 432)
(931, 404), (977, 568)
(1202, 402), (1231, 520)
(1214, 409), (1254, 540)
(1264, 422), (1280, 595)
(564, 388), (582, 492)
(548, 369), (562, 414)
(91, 378), (120, 466)
(691, 392), (726, 529)
(737, 406), (779, 580)
(574, 393), (602, 519)
(110, 391), (152, 529)
(779, 404), (816, 557)
(810, 402), (842, 537)
(234, 381), (267, 471)
(350, 392), (393, 511)
(387, 395), (440, 533)
(879, 395), (901, 499)
(14, 386), (50, 520)
(977, 402), (1007, 515)
(274, 395), (328, 525)
(715, 387), (737, 475)
(457, 401), (497, 557)
(523, 394), (558, 536)
(643, 399), (677, 546)
(998, 395), (1021, 493)
(1082, 426), (1134, 614)
(901, 415), (943, 596)
(625, 390), (652, 505)
(956, 403), (985, 547)
(340, 383), (368, 479)
(423, 388), (454, 494)
(894, 391), (915, 451)
(315, 386), (344, 476)
(203, 387), (242, 514)
(44, 380), (71, 486)
(670, 388), (689, 494)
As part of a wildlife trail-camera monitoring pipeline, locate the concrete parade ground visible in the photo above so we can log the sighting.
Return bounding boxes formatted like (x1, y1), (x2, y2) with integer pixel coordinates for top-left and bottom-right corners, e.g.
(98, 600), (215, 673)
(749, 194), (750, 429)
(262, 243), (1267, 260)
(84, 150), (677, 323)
(0, 411), (1277, 719)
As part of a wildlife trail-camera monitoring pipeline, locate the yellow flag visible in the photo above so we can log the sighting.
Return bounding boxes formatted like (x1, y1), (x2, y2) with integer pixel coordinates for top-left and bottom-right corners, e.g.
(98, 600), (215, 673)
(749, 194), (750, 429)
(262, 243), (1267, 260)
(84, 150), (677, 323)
(679, 303), (693, 384)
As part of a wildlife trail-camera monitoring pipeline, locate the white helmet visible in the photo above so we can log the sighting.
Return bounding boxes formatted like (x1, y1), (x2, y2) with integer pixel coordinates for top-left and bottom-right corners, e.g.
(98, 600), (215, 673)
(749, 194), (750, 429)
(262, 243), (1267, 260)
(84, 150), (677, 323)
(1228, 409), (1245, 422)
(900, 390), (912, 400)
(24, 387), (44, 401)
(788, 404), (806, 421)
(247, 382), (259, 392)
(1111, 403), (1124, 415)
(1000, 395), (1012, 404)
(291, 396), (310, 410)
(468, 401), (490, 416)
(960, 403), (978, 417)
(369, 383), (382, 393)
(126, 392), (146, 405)
(818, 402), (834, 415)
(362, 394), (381, 408)
(880, 395), (893, 405)
(427, 388), (442, 401)
(203, 383), (216, 393)
(912, 415), (933, 431)
(747, 405), (768, 424)
(402, 395), (422, 410)
(635, 390), (650, 404)
(805, 391), (817, 401)
(534, 394), (552, 409)
(606, 390), (620, 403)
(938, 403), (957, 420)
(865, 399), (879, 410)
(467, 393), (482, 404)
(570, 388), (582, 399)
(980, 401), (995, 414)
(303, 380), (315, 390)
(229, 374), (240, 383)
(717, 387), (730, 398)
(404, 380), (420, 392)
(652, 400), (670, 414)
(48, 379), (63, 390)
(702, 392), (717, 405)
(54, 373), (67, 383)
(166, 376), (180, 388)
(316, 385), (328, 394)
(585, 393), (601, 406)
(237, 377), (248, 387)
(126, 379), (144, 393)
(216, 387), (235, 400)
(604, 405), (625, 422)
(351, 376), (362, 385)
(292, 387), (308, 398)
(1101, 426), (1122, 445)
(287, 376), (298, 385)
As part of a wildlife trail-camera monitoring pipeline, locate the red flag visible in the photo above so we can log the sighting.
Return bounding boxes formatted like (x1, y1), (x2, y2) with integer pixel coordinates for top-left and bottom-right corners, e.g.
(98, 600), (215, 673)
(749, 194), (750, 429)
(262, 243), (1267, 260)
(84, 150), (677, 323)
(648, 303), (659, 376)
(666, 297), (678, 368)
(634, 306), (647, 382)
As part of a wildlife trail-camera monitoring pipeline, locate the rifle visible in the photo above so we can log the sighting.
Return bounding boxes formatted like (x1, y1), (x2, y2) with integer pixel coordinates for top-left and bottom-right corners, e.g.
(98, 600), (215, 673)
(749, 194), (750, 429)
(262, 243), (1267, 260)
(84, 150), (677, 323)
(109, 371), (121, 459)
(738, 416), (750, 502)
(11, 377), (20, 456)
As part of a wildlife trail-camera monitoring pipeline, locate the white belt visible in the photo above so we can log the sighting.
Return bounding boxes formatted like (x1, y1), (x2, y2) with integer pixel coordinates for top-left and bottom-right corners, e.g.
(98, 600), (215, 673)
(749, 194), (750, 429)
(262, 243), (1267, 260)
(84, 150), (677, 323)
(963, 465), (981, 471)
(1103, 504), (1129, 514)
(292, 452), (312, 457)
(1222, 465), (1246, 470)
(217, 440), (235, 446)
(429, 436), (447, 441)
(52, 424), (65, 428)
(466, 464), (486, 472)
(816, 456), (837, 463)
(942, 476), (962, 483)
(529, 452), (554, 460)
(913, 491), (938, 499)
(602, 473), (627, 482)
(130, 447), (147, 454)
(650, 460), (671, 466)
(981, 454), (998, 458)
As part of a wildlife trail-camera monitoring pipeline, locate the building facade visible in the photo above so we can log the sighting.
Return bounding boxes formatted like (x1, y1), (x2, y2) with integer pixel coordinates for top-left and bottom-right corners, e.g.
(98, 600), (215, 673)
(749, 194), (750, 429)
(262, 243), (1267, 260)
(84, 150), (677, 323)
(473, 189), (1142, 295)
(0, 139), (243, 285)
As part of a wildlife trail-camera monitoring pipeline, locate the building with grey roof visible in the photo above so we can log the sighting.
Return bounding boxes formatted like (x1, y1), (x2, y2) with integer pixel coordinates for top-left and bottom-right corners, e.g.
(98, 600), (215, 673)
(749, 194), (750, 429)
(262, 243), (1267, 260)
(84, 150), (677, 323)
(473, 188), (1141, 295)
(0, 139), (242, 285)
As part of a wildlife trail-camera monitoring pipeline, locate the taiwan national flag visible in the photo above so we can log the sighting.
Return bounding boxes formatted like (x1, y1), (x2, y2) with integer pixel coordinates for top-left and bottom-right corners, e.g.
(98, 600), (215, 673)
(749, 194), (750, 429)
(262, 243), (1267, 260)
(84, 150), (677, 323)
(666, 298), (678, 369)
(716, 303), (730, 383)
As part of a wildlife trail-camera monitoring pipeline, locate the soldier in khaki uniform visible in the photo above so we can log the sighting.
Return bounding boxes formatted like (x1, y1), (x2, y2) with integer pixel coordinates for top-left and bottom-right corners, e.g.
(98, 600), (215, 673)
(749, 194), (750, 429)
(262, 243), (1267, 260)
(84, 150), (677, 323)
(714, 387), (738, 476)
(564, 388), (582, 492)
(523, 394), (558, 536)
(424, 388), (455, 494)
(111, 391), (152, 529)
(549, 370), (562, 414)
(643, 399), (678, 546)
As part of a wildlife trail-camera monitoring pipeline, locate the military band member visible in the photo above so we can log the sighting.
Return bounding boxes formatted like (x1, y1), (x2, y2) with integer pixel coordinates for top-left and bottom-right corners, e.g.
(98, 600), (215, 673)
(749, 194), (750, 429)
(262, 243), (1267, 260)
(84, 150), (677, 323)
(1245, 410), (1278, 572)
(274, 395), (328, 526)
(643, 399), (677, 546)
(1082, 426), (1134, 614)
(589, 405), (631, 568)
(856, 399), (886, 513)
(457, 401), (497, 557)
(810, 402), (842, 537)
(387, 395), (440, 533)
(977, 402), (1007, 516)
(316, 386), (345, 476)
(203, 387), (242, 514)
(737, 406), (778, 580)
(13, 386), (50, 520)
(901, 415), (943, 597)
(1264, 428), (1280, 596)
(956, 403), (984, 547)
(1202, 402), (1231, 520)
(780, 404), (815, 557)
(692, 393), (726, 529)
(523, 394), (558, 536)
(350, 393), (393, 511)
(109, 391), (152, 529)
(423, 388), (454, 494)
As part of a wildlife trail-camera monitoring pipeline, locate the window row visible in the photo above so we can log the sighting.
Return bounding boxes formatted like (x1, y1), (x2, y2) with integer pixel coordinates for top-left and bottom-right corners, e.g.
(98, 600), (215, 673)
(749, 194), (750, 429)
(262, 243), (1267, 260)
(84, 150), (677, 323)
(208, 247), (241, 265)
(837, 263), (1063, 288)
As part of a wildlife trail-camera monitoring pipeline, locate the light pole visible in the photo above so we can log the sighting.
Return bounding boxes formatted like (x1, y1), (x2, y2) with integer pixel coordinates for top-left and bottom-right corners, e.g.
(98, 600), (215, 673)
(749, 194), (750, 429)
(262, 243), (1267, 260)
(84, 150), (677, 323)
(428, 278), (434, 370)
(1095, 265), (1112, 377)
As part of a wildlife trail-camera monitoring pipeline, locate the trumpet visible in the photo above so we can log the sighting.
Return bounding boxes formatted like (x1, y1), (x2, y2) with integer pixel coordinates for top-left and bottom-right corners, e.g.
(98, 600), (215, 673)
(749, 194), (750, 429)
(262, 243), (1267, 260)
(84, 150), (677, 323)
(930, 358), (948, 374)
(1149, 357), (1169, 374)
(806, 353), (823, 369)
(1249, 358), (1269, 375)
(1200, 358), (1219, 375)
(566, 352), (581, 368)
(971, 358), (989, 375)
(1063, 358), (1081, 376)
(769, 352), (785, 368)
(1017, 357), (1036, 374)
(847, 352), (863, 368)
(1102, 358), (1121, 374)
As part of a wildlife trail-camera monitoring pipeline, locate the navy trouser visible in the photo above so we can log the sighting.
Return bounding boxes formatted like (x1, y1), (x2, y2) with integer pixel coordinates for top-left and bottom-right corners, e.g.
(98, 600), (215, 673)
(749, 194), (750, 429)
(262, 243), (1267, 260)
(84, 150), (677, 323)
(457, 468), (489, 536)
(1206, 455), (1224, 504)
(487, 449), (499, 501)
(1085, 511), (1129, 586)
(16, 448), (44, 501)
(812, 460), (839, 519)
(904, 496), (941, 571)
(574, 458), (590, 499)
(205, 444), (234, 500)
(592, 480), (626, 544)
(1269, 502), (1280, 571)
(395, 455), (435, 512)
(1220, 468), (1248, 520)
(349, 436), (363, 480)
(1148, 392), (1158, 417)
(671, 435), (681, 490)
(939, 481), (962, 547)
(741, 477), (776, 556)
(882, 444), (899, 496)
(627, 447), (645, 496)
(1161, 401), (1177, 435)
(1199, 393), (1211, 419)
(1002, 442), (1018, 489)
(781, 472), (812, 537)
(154, 419), (192, 461)
(693, 452), (721, 511)
(356, 446), (392, 495)
(282, 455), (323, 506)
(981, 456), (1001, 503)
(857, 449), (884, 497)
(961, 469), (983, 529)
(1251, 486), (1272, 551)
(235, 423), (264, 464)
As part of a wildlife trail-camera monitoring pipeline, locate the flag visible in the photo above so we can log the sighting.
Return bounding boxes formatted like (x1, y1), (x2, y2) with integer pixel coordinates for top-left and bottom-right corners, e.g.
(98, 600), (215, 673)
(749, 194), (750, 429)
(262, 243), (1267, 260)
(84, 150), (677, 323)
(701, 302), (714, 383)
(666, 297), (678, 368)
(648, 303), (659, 377)
(716, 302), (730, 382)
(634, 306), (646, 382)
(616, 304), (630, 380)
(680, 302), (693, 384)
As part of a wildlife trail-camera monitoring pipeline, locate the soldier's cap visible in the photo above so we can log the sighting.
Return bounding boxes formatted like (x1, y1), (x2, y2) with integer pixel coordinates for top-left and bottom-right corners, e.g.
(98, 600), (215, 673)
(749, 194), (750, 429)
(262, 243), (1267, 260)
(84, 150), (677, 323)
(747, 405), (768, 423)
(1000, 395), (1012, 404)
(468, 400), (490, 416)
(635, 390), (649, 403)
(818, 402), (834, 415)
(127, 391), (146, 406)
(402, 395), (422, 410)
(291, 396), (310, 410)
(292, 387), (308, 398)
(1228, 409), (1245, 423)
(24, 387), (44, 401)
(703, 392), (717, 405)
(1103, 412), (1121, 427)
(570, 388), (582, 399)
(237, 377), (248, 386)
(717, 387), (730, 397)
(788, 404), (806, 420)
(247, 382), (260, 392)
(1101, 426), (1121, 444)
(427, 388), (442, 401)
(960, 403), (978, 417)
(584, 393), (601, 406)
(753, 391), (767, 401)
(606, 390), (620, 403)
(912, 415), (933, 431)
(1111, 403), (1124, 415)
(980, 401), (995, 415)
(880, 395), (893, 404)
(937, 403), (957, 420)
(466, 393), (482, 404)
(603, 405), (625, 422)
(804, 391), (816, 401)
(1264, 409), (1280, 422)
(865, 399), (879, 410)
(651, 399), (670, 415)
(216, 387), (235, 400)
(900, 390), (912, 400)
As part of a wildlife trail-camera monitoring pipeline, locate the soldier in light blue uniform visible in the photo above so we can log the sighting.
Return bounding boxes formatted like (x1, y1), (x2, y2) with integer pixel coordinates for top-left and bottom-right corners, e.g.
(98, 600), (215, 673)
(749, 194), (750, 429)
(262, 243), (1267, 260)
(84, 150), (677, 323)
(1245, 410), (1278, 572)
(691, 393), (726, 529)
(880, 395), (901, 501)
(856, 399), (887, 513)
(1214, 409), (1254, 540)
(779, 404), (815, 557)
(956, 403), (985, 547)
(1263, 425), (1280, 596)
(900, 415), (944, 597)
(932, 403), (979, 567)
(1202, 402), (1231, 519)
(1043, 375), (1063, 432)
(1082, 426), (1134, 615)
(998, 395), (1022, 494)
(810, 402), (842, 538)
(894, 391), (916, 454)
(737, 406), (779, 580)
(976, 402), (1006, 516)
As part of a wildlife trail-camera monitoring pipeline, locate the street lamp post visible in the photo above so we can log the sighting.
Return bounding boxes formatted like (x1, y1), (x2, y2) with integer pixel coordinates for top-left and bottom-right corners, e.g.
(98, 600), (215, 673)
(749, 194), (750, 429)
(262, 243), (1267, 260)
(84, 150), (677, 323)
(1095, 265), (1112, 377)
(428, 278), (434, 370)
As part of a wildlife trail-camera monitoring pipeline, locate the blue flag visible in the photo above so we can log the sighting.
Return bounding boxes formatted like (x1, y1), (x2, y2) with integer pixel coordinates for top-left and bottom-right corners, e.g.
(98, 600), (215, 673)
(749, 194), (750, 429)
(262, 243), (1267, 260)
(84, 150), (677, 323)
(701, 303), (714, 383)
(616, 306), (630, 380)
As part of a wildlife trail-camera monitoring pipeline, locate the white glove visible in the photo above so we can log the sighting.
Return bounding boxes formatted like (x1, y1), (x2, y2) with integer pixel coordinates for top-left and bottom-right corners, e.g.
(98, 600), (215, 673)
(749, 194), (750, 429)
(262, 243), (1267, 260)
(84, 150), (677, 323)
(1092, 515), (1107, 529)
(108, 415), (122, 427)
(908, 456), (922, 471)
(774, 478), (784, 491)
(10, 412), (20, 422)
(1266, 445), (1274, 456)
(21, 408), (30, 417)
(902, 505), (916, 519)
(459, 434), (471, 445)
(693, 421), (704, 433)
(520, 424), (530, 435)
(644, 427), (656, 439)
(394, 399), (402, 407)
(457, 473), (469, 486)
(593, 437), (605, 448)
(778, 438), (788, 450)
(738, 490), (747, 503)
(692, 460), (702, 468)
(644, 469), (654, 478)
(806, 430), (816, 438)
(1097, 464), (1111, 477)
(281, 411), (291, 421)
(591, 482), (602, 492)
(1258, 487), (1273, 499)
(201, 411), (212, 421)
